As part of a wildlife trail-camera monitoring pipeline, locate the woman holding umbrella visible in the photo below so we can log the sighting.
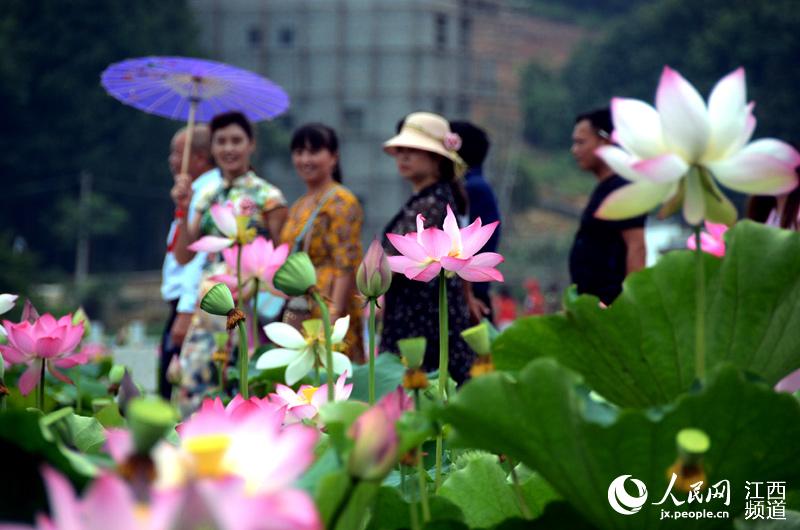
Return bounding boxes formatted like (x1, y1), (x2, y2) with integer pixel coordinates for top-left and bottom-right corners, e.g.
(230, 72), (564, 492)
(170, 110), (288, 411)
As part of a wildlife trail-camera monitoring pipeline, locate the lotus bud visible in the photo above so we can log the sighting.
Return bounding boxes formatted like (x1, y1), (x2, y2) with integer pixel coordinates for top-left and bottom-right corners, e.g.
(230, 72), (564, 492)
(397, 337), (426, 369)
(71, 307), (91, 339)
(200, 283), (236, 316)
(356, 240), (392, 299)
(666, 428), (710, 493)
(347, 406), (399, 481)
(127, 397), (177, 454)
(461, 322), (492, 356)
(273, 253), (317, 297)
(166, 355), (182, 385)
(109, 364), (126, 385)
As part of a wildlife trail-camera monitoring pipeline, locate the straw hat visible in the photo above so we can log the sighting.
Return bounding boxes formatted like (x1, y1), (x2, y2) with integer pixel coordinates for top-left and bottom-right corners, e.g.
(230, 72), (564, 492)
(383, 112), (465, 166)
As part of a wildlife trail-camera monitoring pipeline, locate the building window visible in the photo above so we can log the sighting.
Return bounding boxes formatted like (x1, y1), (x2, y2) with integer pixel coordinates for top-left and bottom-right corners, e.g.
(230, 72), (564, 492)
(343, 107), (364, 133)
(247, 26), (263, 48)
(459, 17), (471, 49)
(278, 26), (295, 47)
(435, 13), (448, 48)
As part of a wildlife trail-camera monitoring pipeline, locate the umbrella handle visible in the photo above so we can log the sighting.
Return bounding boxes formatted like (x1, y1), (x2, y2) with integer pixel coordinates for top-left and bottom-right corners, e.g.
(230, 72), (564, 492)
(180, 98), (199, 175)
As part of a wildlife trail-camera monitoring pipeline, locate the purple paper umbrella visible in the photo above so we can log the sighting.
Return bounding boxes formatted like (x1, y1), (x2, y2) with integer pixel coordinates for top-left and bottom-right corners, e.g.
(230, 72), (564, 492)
(101, 56), (290, 173)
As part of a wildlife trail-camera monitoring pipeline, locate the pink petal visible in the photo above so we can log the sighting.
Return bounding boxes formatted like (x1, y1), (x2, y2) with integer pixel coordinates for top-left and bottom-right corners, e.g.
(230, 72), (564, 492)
(59, 323), (84, 354)
(706, 67), (749, 160)
(440, 256), (470, 272)
(41, 466), (82, 530)
(82, 474), (139, 530)
(460, 220), (499, 258)
(47, 363), (74, 386)
(415, 214), (426, 245)
(631, 153), (689, 183)
(418, 228), (451, 259)
(18, 362), (41, 396)
(706, 150), (799, 195)
(704, 221), (728, 240)
(595, 180), (674, 220)
(189, 236), (234, 253)
(289, 404), (318, 421)
(35, 336), (66, 359)
(386, 233), (429, 263)
(611, 97), (665, 159)
(386, 255), (422, 275)
(104, 428), (134, 464)
(0, 344), (28, 364)
(5, 321), (35, 354)
(221, 245), (239, 269)
(52, 351), (90, 368)
(776, 368), (800, 393)
(406, 262), (442, 283)
(656, 66), (710, 162)
(442, 205), (462, 252)
(455, 254), (505, 282)
(210, 203), (238, 238)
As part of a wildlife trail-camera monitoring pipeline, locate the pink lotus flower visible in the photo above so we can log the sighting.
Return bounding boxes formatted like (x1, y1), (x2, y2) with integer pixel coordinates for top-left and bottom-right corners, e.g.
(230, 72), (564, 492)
(154, 398), (316, 497)
(269, 371), (353, 424)
(596, 67), (800, 225)
(386, 204), (503, 283)
(686, 221), (728, 257)
(0, 313), (87, 395)
(8, 466), (321, 530)
(209, 236), (290, 297)
(188, 203), (243, 253)
(346, 387), (413, 481)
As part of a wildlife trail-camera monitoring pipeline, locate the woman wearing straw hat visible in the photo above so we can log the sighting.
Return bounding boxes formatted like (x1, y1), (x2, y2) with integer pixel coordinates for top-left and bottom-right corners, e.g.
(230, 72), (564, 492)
(381, 112), (475, 383)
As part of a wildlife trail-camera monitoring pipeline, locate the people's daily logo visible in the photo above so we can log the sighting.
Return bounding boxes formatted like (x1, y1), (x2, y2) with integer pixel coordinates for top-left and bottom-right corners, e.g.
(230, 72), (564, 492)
(607, 475), (648, 515)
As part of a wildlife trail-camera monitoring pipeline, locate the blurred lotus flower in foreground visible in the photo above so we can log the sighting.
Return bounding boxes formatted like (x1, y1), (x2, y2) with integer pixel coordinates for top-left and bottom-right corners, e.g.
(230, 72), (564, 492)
(155, 399), (317, 498)
(210, 236), (290, 297)
(15, 466), (321, 530)
(596, 66), (800, 225)
(686, 221), (728, 257)
(0, 314), (87, 395)
(387, 204), (503, 282)
(257, 317), (353, 385)
(357, 239), (392, 298)
(347, 387), (413, 481)
(269, 371), (352, 425)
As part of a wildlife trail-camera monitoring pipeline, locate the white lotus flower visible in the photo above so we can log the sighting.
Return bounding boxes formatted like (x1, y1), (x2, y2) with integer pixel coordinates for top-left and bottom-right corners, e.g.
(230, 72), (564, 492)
(257, 316), (353, 385)
(0, 293), (17, 338)
(596, 66), (800, 225)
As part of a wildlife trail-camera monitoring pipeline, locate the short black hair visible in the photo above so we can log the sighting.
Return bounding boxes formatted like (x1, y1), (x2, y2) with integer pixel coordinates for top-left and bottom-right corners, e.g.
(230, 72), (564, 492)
(210, 111), (254, 140)
(575, 108), (613, 139)
(450, 121), (490, 168)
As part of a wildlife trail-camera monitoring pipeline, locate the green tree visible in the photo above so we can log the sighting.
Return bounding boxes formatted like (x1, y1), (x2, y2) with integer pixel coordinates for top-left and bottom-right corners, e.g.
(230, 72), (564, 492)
(520, 63), (572, 149)
(0, 0), (199, 277)
(563, 0), (800, 141)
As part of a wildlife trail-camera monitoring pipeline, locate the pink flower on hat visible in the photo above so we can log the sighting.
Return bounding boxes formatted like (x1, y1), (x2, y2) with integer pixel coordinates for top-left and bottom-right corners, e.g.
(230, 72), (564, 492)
(443, 132), (462, 152)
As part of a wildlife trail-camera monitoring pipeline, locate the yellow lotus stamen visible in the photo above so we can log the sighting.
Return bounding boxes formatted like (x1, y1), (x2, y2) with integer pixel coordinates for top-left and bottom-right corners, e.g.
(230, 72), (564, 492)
(301, 386), (318, 404)
(184, 434), (231, 478)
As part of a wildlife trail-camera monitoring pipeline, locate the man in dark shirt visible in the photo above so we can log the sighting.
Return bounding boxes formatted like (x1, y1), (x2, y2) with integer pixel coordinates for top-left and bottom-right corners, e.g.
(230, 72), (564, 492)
(569, 109), (646, 305)
(451, 121), (501, 322)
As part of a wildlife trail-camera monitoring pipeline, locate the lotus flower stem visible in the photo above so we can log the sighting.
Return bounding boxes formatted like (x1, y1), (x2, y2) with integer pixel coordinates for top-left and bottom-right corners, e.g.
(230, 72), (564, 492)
(368, 298), (377, 405)
(694, 225), (706, 381)
(311, 291), (335, 402)
(435, 269), (449, 491)
(508, 456), (532, 519)
(236, 320), (249, 399)
(437, 270), (449, 400)
(414, 389), (431, 522)
(37, 360), (45, 410)
(236, 244), (243, 310)
(328, 476), (357, 530)
(252, 278), (260, 349)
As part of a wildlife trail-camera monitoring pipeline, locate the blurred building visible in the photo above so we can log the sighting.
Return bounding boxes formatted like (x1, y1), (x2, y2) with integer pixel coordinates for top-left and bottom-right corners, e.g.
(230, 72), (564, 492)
(188, 0), (584, 237)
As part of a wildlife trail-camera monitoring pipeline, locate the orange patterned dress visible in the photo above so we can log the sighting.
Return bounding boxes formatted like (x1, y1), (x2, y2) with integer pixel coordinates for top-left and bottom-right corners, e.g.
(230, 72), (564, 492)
(280, 184), (365, 362)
